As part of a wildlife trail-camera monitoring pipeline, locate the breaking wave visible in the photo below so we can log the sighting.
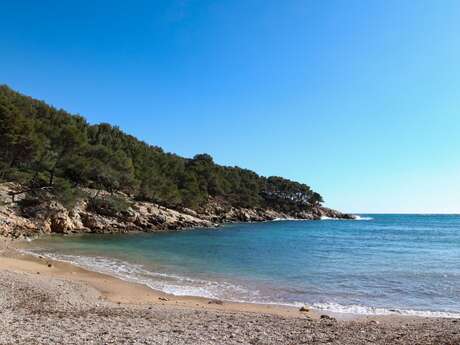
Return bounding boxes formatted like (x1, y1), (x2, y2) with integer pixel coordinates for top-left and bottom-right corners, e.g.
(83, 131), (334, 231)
(312, 302), (460, 318)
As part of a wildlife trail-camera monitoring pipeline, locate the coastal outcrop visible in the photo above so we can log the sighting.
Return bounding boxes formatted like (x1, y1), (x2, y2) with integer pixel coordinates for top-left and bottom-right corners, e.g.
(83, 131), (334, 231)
(0, 86), (356, 240)
(0, 183), (354, 239)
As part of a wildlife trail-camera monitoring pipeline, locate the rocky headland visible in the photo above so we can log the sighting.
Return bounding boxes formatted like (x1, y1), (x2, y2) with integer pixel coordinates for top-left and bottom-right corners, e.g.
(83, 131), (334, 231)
(0, 182), (354, 239)
(0, 86), (356, 241)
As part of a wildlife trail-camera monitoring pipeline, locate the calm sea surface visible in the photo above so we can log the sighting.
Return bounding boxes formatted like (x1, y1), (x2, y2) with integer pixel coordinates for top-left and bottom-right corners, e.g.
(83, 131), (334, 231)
(25, 214), (460, 317)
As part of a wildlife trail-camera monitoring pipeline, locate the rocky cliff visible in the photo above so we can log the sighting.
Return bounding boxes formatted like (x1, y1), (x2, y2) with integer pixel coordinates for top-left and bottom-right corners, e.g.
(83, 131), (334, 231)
(0, 183), (355, 239)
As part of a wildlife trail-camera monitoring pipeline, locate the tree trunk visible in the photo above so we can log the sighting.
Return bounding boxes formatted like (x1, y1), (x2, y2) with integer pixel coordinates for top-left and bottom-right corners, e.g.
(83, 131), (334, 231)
(49, 169), (55, 186)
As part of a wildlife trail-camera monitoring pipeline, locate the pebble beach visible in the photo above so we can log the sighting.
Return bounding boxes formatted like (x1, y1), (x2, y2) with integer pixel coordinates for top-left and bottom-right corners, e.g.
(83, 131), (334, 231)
(1, 239), (459, 345)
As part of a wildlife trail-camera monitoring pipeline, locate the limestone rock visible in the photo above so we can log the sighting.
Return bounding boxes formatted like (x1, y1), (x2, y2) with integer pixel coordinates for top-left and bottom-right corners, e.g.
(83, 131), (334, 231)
(0, 182), (355, 239)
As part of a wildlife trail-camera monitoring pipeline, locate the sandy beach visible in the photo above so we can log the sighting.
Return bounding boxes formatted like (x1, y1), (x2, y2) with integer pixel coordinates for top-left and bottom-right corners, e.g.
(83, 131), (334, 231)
(0, 239), (459, 345)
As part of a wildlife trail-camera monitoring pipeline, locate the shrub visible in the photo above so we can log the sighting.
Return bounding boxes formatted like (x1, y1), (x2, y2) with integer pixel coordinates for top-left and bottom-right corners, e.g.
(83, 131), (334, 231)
(87, 195), (131, 217)
(52, 179), (87, 210)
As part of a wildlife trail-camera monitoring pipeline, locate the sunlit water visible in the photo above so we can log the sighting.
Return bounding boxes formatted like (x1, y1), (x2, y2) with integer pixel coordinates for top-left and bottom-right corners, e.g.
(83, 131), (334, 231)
(24, 214), (460, 317)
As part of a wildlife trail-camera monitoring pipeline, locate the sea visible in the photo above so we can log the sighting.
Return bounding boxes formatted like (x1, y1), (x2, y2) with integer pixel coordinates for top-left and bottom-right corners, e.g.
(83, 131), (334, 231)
(23, 214), (460, 317)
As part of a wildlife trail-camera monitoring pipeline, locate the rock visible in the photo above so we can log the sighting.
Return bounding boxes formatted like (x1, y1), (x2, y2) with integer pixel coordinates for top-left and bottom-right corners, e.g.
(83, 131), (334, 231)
(158, 297), (169, 301)
(0, 182), (354, 239)
(299, 306), (309, 312)
(320, 315), (336, 321)
(49, 211), (74, 234)
(315, 206), (356, 220)
(208, 300), (224, 305)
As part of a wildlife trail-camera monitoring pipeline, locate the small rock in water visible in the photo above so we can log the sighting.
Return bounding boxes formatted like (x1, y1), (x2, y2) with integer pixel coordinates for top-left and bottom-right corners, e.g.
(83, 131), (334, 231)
(299, 306), (309, 312)
(47, 263), (52, 268)
(158, 297), (169, 301)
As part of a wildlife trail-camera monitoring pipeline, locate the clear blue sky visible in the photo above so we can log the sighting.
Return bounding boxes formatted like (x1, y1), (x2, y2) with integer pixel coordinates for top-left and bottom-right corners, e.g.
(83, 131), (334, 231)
(1, 1), (459, 213)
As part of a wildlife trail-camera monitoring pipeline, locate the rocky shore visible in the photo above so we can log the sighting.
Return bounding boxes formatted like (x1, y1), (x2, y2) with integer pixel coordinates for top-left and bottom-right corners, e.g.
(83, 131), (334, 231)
(0, 245), (459, 345)
(0, 182), (354, 239)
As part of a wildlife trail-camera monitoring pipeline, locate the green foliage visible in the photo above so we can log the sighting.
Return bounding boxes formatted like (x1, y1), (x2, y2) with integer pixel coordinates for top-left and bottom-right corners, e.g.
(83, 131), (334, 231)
(16, 179), (85, 211)
(0, 85), (324, 213)
(52, 179), (87, 210)
(87, 195), (132, 217)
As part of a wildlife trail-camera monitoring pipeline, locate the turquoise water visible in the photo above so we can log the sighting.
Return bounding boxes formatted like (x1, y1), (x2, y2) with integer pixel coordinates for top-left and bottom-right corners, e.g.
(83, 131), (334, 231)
(26, 215), (460, 317)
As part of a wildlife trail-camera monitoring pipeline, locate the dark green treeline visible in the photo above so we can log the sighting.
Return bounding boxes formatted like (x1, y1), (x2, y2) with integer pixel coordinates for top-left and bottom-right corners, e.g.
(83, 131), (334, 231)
(0, 85), (323, 212)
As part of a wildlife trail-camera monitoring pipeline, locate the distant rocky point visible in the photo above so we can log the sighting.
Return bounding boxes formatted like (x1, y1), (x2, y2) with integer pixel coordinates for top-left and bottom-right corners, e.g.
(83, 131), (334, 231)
(0, 85), (354, 239)
(0, 182), (354, 239)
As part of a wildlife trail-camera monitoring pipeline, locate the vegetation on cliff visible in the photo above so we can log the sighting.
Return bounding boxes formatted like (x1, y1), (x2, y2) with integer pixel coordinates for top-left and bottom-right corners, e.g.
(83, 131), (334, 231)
(0, 85), (323, 213)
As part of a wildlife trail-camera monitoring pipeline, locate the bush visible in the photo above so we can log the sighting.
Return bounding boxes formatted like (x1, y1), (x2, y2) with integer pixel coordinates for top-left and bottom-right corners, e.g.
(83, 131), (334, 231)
(87, 195), (131, 217)
(16, 179), (85, 211)
(52, 179), (87, 210)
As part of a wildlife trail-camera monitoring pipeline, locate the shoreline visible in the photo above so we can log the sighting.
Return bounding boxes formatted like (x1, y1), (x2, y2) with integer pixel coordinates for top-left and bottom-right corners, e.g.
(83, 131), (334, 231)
(1, 238), (316, 319)
(2, 237), (460, 344)
(16, 245), (460, 320)
(3, 237), (459, 321)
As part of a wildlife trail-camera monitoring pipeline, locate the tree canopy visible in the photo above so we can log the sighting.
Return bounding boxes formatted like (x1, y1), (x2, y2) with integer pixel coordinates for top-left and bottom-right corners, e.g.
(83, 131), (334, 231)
(0, 85), (323, 212)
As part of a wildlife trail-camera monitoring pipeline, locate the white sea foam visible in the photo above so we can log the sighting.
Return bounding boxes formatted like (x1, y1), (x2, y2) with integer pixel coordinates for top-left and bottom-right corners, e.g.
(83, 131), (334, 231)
(312, 302), (460, 318)
(353, 215), (373, 220)
(273, 215), (373, 221)
(20, 249), (256, 301)
(272, 217), (300, 222)
(319, 215), (373, 221)
(20, 249), (460, 318)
